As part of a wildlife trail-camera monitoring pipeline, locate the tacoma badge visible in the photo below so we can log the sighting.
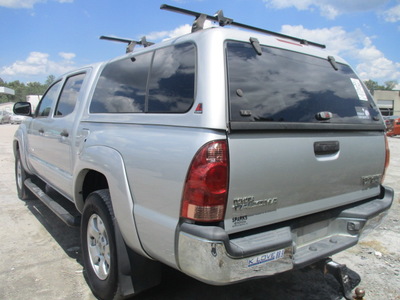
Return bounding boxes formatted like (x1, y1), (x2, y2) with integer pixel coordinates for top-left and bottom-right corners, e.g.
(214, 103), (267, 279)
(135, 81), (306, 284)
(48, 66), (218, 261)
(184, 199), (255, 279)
(233, 196), (278, 211)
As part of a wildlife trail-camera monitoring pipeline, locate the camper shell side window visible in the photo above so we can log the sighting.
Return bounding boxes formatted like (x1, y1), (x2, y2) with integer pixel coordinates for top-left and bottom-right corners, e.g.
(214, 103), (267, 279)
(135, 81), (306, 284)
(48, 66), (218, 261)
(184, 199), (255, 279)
(90, 42), (196, 114)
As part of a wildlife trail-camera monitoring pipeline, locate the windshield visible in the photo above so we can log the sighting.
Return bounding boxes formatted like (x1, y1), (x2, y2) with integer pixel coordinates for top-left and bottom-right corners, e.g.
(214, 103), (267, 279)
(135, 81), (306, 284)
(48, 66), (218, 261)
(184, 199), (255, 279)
(226, 41), (381, 125)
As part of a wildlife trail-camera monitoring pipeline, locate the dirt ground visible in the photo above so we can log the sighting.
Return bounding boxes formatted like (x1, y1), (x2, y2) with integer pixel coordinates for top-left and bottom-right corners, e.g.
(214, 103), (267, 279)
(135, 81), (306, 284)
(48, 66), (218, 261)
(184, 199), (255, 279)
(0, 124), (399, 300)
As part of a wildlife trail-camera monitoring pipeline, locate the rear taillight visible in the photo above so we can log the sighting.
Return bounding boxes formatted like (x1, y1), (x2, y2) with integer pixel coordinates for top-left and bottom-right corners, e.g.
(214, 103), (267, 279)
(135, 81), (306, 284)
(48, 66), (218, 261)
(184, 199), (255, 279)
(181, 140), (229, 222)
(382, 135), (390, 183)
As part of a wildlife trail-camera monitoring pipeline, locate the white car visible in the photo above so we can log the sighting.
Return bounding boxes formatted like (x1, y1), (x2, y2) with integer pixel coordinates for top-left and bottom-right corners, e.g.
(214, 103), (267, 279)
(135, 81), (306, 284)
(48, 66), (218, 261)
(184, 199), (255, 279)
(0, 110), (11, 124)
(10, 114), (25, 124)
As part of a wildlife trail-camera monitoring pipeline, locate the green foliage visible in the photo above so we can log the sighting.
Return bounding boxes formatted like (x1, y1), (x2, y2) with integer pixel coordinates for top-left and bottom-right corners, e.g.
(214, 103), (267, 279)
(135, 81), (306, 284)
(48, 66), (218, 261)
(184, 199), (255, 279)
(384, 80), (398, 91)
(364, 79), (398, 94)
(0, 75), (55, 104)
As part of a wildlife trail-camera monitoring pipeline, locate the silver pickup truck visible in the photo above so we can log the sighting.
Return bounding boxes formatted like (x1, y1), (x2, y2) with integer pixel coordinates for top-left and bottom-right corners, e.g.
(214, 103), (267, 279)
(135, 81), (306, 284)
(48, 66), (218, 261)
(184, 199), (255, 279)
(13, 5), (393, 300)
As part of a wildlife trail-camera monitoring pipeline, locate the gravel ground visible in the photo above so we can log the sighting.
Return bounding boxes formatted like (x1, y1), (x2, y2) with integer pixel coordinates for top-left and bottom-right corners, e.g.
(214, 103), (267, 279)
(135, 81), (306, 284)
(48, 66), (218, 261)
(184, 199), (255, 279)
(0, 124), (399, 300)
(333, 135), (400, 299)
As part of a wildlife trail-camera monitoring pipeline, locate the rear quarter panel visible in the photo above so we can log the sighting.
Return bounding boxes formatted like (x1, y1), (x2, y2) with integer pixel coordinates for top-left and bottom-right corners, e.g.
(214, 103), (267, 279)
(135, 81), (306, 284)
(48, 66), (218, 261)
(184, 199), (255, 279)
(77, 121), (226, 267)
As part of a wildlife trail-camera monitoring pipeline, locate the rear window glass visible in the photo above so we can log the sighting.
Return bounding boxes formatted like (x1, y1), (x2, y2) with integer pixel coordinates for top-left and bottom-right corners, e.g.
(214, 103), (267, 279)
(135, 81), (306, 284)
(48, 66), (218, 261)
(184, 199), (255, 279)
(90, 42), (196, 114)
(226, 41), (380, 124)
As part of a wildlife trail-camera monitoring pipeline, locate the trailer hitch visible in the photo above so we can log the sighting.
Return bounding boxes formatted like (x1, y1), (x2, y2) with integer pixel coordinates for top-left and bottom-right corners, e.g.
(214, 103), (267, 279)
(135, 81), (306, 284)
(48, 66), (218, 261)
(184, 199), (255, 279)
(324, 259), (362, 300)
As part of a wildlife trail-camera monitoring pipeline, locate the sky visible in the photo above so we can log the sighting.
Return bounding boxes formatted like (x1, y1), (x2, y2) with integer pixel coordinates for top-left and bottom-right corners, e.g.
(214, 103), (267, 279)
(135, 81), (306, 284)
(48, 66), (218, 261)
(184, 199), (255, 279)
(0, 0), (399, 86)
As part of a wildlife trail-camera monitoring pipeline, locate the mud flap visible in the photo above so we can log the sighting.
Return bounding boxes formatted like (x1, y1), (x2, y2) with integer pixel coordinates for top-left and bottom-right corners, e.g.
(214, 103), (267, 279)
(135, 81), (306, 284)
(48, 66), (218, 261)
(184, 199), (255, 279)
(113, 219), (162, 298)
(324, 259), (361, 300)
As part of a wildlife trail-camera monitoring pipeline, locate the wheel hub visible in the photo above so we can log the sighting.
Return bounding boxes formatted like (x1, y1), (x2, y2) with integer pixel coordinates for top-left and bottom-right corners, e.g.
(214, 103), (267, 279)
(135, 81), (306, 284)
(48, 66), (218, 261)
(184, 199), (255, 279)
(16, 159), (23, 190)
(87, 214), (111, 280)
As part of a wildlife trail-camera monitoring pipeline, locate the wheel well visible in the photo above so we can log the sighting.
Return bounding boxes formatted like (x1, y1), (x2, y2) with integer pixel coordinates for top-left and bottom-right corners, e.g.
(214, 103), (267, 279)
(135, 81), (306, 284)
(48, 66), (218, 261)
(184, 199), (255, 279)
(14, 140), (20, 157)
(82, 170), (109, 202)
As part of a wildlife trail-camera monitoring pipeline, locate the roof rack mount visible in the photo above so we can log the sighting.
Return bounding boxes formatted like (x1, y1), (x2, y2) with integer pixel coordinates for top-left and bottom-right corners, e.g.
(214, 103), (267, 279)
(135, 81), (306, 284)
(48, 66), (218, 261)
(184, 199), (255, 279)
(100, 36), (154, 53)
(160, 4), (326, 49)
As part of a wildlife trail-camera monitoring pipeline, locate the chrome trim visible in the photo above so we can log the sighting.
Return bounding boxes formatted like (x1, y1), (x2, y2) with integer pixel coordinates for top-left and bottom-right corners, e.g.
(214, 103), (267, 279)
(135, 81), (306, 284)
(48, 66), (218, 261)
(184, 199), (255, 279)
(177, 186), (393, 285)
(178, 232), (293, 285)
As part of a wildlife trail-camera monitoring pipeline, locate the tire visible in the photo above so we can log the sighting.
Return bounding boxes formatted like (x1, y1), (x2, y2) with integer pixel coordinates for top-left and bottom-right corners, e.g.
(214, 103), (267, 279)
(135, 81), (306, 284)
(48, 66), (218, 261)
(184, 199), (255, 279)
(81, 189), (121, 300)
(15, 151), (34, 200)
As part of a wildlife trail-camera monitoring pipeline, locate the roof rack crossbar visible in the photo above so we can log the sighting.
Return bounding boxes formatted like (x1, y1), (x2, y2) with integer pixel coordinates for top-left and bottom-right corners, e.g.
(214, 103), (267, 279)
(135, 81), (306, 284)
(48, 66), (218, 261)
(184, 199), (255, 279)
(100, 35), (155, 53)
(160, 4), (326, 49)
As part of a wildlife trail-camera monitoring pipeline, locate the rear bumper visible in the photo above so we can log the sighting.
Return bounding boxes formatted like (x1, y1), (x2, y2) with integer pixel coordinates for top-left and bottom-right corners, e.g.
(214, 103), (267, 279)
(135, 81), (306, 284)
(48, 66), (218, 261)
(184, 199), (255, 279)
(177, 186), (394, 285)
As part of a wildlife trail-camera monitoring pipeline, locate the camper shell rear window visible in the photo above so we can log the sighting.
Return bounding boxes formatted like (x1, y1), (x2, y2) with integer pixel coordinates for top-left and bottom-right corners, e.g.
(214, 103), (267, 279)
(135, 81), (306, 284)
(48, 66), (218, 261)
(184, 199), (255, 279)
(226, 41), (382, 129)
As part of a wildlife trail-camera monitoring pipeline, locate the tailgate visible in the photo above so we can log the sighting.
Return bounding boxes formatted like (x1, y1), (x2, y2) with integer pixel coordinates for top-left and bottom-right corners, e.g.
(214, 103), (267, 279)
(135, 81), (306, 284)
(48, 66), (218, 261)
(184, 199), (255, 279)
(224, 40), (387, 233)
(225, 132), (385, 233)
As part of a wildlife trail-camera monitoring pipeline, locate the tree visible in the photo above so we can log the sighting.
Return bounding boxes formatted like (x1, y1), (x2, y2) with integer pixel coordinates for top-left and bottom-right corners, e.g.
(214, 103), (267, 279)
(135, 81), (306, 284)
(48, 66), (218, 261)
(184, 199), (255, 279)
(45, 75), (56, 87)
(384, 80), (398, 90)
(0, 77), (51, 103)
(364, 79), (399, 93)
(364, 80), (383, 93)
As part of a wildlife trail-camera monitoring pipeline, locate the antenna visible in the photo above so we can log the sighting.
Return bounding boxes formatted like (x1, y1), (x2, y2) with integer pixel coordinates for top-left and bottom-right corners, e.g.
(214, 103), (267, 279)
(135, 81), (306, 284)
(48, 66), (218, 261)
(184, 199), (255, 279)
(160, 4), (326, 49)
(100, 36), (154, 53)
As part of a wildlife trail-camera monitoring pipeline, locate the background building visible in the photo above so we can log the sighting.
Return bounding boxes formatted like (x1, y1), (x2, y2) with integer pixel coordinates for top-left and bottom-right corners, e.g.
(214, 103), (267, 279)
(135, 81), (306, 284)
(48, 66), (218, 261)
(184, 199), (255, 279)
(374, 90), (400, 116)
(0, 87), (15, 96)
(0, 87), (15, 113)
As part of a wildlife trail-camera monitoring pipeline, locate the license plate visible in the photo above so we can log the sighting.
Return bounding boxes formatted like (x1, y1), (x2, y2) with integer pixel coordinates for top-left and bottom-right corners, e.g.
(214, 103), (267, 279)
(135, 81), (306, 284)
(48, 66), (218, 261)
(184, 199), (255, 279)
(247, 249), (285, 267)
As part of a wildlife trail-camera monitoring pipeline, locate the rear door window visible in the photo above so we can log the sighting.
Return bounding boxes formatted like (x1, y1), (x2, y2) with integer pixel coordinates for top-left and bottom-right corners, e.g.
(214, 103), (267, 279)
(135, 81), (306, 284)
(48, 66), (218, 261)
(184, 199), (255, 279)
(226, 41), (381, 126)
(55, 73), (86, 117)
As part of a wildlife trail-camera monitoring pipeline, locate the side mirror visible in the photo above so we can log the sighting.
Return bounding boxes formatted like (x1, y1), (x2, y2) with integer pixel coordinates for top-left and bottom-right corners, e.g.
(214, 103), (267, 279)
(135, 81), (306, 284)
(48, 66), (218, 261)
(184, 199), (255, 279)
(13, 102), (32, 116)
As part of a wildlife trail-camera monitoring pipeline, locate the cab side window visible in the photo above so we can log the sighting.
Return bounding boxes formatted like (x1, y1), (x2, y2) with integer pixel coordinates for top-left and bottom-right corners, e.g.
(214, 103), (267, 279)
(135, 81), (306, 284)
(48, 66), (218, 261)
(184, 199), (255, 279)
(36, 81), (62, 117)
(55, 73), (86, 117)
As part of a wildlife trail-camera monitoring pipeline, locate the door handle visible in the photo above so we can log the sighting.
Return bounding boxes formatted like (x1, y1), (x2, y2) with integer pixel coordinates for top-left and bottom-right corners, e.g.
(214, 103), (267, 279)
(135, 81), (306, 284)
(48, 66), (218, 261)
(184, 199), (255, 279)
(39, 128), (44, 135)
(314, 141), (340, 155)
(60, 130), (69, 137)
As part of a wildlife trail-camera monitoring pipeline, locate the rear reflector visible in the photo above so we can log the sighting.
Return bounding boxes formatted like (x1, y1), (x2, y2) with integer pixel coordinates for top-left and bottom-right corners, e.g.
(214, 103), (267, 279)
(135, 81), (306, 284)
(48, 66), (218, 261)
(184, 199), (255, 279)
(382, 135), (390, 183)
(181, 140), (229, 222)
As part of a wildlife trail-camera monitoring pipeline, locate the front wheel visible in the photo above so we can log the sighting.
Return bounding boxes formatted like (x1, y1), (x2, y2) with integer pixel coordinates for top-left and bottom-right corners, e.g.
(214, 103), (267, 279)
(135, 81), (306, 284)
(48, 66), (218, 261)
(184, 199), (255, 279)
(81, 189), (120, 300)
(15, 151), (34, 200)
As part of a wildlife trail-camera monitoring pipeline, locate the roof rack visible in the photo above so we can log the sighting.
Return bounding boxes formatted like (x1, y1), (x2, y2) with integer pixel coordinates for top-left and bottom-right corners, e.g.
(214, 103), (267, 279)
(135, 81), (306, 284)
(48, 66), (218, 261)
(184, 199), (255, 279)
(160, 4), (326, 49)
(100, 36), (154, 53)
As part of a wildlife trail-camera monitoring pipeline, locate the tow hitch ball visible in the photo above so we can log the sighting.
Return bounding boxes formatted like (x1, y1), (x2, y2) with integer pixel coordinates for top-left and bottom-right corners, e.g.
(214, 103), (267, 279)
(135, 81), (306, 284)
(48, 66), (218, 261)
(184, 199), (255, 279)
(324, 259), (364, 300)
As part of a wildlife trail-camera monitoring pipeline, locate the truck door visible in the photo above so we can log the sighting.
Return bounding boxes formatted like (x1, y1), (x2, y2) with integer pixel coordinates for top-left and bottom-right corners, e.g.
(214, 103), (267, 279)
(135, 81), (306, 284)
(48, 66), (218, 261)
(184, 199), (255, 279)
(28, 80), (62, 178)
(28, 73), (86, 196)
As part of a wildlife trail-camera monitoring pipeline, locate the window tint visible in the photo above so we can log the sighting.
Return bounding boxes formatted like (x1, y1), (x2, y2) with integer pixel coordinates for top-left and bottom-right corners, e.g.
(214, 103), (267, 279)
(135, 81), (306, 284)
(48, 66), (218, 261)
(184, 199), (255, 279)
(36, 81), (62, 117)
(148, 43), (196, 113)
(55, 73), (85, 117)
(90, 52), (152, 113)
(227, 41), (380, 124)
(90, 42), (196, 114)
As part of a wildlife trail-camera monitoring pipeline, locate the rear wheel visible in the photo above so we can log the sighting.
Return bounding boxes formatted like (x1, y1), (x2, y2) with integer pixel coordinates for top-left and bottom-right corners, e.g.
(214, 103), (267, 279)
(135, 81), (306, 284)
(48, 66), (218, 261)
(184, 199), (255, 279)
(81, 189), (121, 300)
(15, 151), (34, 200)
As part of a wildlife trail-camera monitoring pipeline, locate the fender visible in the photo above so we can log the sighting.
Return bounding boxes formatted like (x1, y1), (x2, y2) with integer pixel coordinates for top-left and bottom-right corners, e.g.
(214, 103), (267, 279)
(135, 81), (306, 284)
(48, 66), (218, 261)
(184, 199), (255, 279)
(73, 145), (150, 259)
(13, 124), (34, 176)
